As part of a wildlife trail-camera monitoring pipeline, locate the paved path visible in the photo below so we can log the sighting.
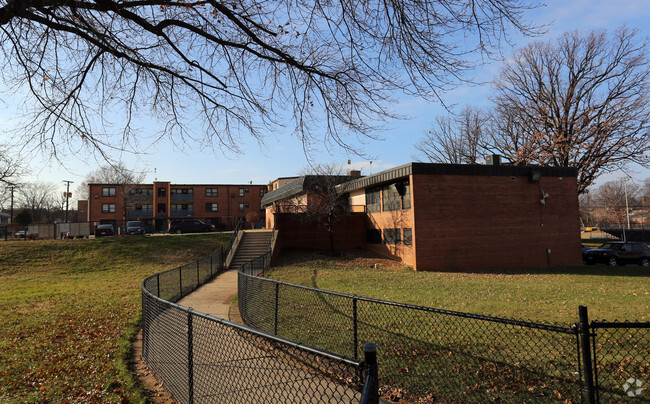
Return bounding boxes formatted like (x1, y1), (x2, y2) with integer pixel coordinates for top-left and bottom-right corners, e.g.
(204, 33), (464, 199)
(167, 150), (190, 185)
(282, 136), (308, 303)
(178, 269), (238, 320)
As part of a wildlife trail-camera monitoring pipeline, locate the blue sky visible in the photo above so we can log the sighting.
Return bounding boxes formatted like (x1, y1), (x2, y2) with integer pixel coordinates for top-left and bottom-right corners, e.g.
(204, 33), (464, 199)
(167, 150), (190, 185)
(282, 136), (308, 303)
(5, 0), (650, 196)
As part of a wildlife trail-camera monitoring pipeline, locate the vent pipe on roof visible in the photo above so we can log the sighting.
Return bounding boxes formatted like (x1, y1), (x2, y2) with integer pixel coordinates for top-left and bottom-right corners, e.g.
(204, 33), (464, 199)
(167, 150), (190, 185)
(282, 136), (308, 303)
(485, 154), (501, 165)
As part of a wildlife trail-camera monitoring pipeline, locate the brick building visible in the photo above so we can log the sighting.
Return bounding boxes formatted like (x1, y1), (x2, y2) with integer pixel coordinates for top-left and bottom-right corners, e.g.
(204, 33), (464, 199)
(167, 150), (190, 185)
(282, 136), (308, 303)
(262, 162), (582, 272)
(86, 181), (267, 232)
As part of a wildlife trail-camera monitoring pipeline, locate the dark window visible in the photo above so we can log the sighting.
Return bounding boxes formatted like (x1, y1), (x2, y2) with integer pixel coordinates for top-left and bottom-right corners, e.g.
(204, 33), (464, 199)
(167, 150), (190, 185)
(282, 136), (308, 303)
(158, 188), (166, 197)
(260, 188), (266, 197)
(206, 188), (218, 197)
(366, 187), (381, 212)
(239, 188), (244, 197)
(171, 188), (193, 194)
(403, 228), (413, 245)
(382, 180), (410, 211)
(135, 204), (142, 210)
(366, 229), (382, 244)
(383, 228), (401, 244)
(101, 203), (116, 213)
(102, 187), (116, 197)
(206, 203), (218, 212)
(239, 203), (245, 212)
(157, 203), (166, 213)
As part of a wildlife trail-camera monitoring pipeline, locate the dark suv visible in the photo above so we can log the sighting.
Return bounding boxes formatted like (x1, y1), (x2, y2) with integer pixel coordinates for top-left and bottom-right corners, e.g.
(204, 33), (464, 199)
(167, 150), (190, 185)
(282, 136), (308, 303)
(583, 241), (650, 266)
(168, 219), (214, 234)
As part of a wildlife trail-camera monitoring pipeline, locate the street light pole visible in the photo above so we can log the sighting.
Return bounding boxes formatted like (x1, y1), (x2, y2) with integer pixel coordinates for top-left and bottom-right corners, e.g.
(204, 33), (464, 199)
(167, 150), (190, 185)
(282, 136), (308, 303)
(621, 177), (631, 230)
(63, 180), (73, 223)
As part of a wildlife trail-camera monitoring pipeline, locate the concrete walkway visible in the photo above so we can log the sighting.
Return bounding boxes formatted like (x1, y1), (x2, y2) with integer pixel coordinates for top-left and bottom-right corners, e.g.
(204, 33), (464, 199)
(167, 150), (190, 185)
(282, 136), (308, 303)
(178, 269), (239, 320)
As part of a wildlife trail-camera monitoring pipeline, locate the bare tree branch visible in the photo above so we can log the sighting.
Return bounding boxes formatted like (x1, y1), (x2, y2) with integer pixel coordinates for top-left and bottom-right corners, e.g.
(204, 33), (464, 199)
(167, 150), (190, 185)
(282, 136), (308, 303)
(0, 0), (541, 159)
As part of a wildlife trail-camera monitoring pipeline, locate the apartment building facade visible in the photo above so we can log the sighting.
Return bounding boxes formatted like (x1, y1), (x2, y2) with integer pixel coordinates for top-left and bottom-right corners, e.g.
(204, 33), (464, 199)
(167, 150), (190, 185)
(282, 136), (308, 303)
(87, 181), (267, 232)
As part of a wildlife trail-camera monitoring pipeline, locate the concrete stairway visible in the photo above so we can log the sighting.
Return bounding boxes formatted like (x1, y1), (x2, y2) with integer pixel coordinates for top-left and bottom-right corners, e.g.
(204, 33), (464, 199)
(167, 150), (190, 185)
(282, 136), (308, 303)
(228, 230), (273, 269)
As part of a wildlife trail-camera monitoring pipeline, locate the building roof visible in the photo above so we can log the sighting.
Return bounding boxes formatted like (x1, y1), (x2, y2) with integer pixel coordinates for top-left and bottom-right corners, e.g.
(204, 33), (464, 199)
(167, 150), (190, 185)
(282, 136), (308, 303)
(337, 162), (578, 193)
(260, 175), (354, 207)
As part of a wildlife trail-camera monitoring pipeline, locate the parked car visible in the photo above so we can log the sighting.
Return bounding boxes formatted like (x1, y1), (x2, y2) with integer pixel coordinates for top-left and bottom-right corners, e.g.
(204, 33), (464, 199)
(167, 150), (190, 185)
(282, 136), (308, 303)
(168, 219), (214, 234)
(95, 224), (115, 237)
(14, 230), (28, 237)
(583, 241), (650, 266)
(126, 220), (145, 235)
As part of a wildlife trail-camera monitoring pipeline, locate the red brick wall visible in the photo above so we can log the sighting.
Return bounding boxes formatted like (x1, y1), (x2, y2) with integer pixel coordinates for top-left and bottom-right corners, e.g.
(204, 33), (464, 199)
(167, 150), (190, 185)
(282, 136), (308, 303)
(274, 213), (366, 251)
(411, 173), (581, 271)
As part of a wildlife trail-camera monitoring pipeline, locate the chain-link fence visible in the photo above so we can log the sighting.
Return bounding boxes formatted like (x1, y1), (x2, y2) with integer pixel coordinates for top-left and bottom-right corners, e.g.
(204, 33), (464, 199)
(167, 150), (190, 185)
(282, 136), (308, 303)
(142, 246), (370, 403)
(591, 322), (650, 402)
(239, 260), (650, 403)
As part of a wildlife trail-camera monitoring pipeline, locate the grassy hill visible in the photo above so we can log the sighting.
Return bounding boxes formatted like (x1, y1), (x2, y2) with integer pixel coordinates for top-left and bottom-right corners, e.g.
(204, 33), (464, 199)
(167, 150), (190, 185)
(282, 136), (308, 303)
(0, 234), (229, 403)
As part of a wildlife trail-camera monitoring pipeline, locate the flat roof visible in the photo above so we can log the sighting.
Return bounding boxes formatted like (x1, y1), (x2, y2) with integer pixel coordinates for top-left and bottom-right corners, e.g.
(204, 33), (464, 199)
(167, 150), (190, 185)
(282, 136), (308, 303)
(337, 162), (577, 193)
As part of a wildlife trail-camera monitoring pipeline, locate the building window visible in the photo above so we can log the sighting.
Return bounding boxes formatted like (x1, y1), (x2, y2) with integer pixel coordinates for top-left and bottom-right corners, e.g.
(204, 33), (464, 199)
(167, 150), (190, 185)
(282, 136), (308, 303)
(382, 180), (410, 211)
(130, 188), (153, 195)
(158, 188), (166, 197)
(143, 204), (153, 212)
(206, 188), (218, 197)
(366, 187), (381, 213)
(403, 228), (413, 245)
(367, 229), (382, 244)
(135, 204), (142, 210)
(157, 203), (166, 213)
(239, 203), (245, 212)
(102, 187), (116, 197)
(206, 203), (218, 212)
(171, 188), (193, 195)
(172, 203), (192, 210)
(239, 188), (244, 197)
(260, 188), (266, 197)
(101, 203), (116, 213)
(383, 228), (401, 245)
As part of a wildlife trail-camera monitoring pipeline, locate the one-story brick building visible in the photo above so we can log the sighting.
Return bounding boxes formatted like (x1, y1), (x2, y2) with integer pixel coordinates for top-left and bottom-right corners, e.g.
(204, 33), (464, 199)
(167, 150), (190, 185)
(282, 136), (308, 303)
(262, 162), (582, 271)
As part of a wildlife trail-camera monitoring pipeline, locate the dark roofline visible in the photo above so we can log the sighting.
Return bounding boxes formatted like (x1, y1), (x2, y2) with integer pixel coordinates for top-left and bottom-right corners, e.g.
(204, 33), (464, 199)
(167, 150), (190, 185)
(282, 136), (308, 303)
(337, 162), (578, 193)
(260, 175), (355, 207)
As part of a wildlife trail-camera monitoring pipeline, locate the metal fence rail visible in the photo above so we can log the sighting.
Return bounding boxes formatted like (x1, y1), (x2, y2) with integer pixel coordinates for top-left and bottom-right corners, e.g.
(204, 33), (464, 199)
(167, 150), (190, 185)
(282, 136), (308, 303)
(141, 246), (371, 403)
(238, 259), (650, 403)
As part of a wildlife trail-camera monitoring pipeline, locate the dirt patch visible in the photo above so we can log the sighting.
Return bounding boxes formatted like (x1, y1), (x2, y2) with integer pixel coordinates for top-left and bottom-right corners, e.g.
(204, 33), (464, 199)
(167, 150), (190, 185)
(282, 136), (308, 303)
(132, 331), (179, 404)
(273, 248), (410, 271)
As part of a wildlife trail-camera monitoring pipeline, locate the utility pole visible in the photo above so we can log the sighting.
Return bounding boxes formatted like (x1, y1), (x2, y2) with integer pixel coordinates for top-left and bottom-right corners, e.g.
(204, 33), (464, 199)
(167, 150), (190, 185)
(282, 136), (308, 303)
(9, 185), (15, 224)
(63, 180), (73, 223)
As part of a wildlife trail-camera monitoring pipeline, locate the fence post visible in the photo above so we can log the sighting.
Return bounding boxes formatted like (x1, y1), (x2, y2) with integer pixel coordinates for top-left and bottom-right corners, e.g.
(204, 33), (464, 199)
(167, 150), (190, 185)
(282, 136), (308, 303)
(360, 342), (379, 404)
(274, 282), (280, 335)
(353, 297), (358, 360)
(196, 260), (200, 286)
(187, 309), (194, 404)
(578, 305), (596, 404)
(179, 267), (184, 298)
(156, 273), (160, 298)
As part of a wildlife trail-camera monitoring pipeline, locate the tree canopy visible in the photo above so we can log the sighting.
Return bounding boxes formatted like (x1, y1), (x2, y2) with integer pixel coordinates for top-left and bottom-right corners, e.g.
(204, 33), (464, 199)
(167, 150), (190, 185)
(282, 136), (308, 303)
(415, 27), (650, 194)
(0, 0), (539, 159)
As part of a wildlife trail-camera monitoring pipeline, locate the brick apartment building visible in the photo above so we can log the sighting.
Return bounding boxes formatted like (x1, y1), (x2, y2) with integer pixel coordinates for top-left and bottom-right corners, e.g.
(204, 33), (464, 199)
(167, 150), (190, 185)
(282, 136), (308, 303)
(86, 181), (267, 232)
(262, 162), (582, 272)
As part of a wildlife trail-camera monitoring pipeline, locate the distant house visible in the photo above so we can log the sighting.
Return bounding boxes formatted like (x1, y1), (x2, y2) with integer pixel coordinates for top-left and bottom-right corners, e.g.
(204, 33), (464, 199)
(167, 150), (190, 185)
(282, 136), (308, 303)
(263, 162), (582, 272)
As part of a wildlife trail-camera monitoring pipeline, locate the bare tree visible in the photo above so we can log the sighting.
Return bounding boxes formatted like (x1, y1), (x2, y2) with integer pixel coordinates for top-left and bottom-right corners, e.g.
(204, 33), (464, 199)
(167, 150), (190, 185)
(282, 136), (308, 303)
(414, 106), (489, 164)
(490, 27), (650, 194)
(0, 0), (541, 158)
(591, 180), (639, 228)
(17, 182), (58, 222)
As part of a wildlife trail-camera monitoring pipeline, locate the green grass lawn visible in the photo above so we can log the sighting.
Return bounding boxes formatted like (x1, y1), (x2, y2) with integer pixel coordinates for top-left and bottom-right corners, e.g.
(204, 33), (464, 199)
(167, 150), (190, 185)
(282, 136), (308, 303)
(268, 249), (650, 324)
(0, 234), (229, 403)
(261, 249), (649, 402)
